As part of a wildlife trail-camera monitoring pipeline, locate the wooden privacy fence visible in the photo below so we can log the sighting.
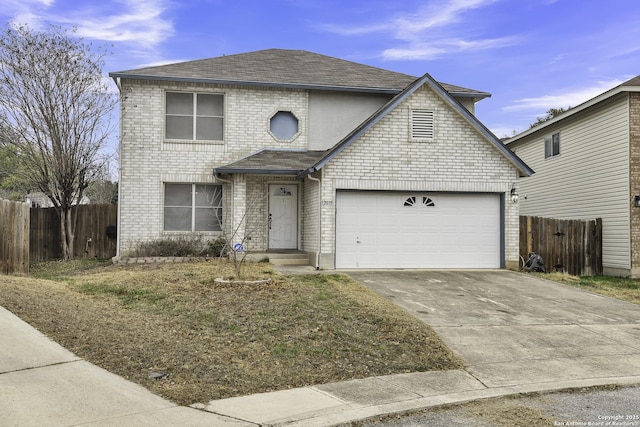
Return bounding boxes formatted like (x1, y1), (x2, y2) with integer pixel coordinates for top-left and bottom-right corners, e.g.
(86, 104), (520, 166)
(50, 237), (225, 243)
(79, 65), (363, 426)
(30, 204), (118, 262)
(520, 215), (602, 276)
(0, 199), (30, 274)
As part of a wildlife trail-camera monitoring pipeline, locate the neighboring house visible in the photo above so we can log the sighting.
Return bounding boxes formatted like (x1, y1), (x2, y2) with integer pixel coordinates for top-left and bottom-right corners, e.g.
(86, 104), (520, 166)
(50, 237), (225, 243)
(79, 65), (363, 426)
(25, 191), (90, 208)
(506, 75), (640, 277)
(110, 49), (532, 269)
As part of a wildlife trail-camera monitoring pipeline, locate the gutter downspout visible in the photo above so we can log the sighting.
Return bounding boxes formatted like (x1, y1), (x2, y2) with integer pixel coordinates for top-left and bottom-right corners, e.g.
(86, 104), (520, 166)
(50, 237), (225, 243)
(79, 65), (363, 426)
(307, 173), (321, 270)
(115, 77), (123, 259)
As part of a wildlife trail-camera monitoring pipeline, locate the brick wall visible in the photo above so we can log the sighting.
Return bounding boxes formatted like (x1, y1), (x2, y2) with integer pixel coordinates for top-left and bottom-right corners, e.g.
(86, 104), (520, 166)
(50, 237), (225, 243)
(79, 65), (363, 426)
(317, 85), (520, 268)
(118, 79), (307, 254)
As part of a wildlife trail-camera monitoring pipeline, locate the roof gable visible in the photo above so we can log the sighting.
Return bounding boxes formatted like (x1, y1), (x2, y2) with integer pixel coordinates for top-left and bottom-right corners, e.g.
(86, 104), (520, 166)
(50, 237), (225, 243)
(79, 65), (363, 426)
(110, 49), (488, 98)
(299, 73), (533, 178)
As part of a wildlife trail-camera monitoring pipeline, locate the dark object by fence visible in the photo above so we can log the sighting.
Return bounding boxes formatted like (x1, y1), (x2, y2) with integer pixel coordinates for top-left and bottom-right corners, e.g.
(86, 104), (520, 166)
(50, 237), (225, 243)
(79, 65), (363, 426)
(30, 204), (117, 261)
(0, 199), (30, 274)
(524, 252), (545, 273)
(520, 215), (602, 276)
(106, 225), (117, 239)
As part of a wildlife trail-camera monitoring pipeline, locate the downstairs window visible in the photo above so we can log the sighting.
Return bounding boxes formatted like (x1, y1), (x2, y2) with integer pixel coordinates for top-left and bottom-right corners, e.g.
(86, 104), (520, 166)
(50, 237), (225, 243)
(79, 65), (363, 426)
(164, 183), (222, 231)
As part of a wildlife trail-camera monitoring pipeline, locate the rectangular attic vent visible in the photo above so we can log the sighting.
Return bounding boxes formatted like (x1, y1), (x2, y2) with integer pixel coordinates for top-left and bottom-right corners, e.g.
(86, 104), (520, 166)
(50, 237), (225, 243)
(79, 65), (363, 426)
(411, 109), (435, 141)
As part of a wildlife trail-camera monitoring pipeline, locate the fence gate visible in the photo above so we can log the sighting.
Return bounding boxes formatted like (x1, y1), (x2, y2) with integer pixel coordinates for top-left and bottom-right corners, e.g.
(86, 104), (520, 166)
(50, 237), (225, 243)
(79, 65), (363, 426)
(520, 215), (602, 276)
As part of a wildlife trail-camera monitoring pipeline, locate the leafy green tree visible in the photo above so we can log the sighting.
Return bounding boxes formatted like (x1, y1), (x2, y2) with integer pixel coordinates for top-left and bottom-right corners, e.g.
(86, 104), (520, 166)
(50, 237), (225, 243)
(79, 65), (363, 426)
(0, 23), (116, 259)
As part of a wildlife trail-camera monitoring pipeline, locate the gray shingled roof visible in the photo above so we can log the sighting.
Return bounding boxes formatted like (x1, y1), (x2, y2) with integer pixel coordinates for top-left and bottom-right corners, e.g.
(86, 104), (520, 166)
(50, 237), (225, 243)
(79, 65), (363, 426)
(214, 149), (326, 175)
(110, 49), (488, 98)
(621, 75), (640, 87)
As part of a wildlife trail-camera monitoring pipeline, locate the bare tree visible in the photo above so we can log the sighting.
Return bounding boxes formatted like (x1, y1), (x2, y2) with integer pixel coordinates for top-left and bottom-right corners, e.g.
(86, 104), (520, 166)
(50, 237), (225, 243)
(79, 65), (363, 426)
(211, 187), (268, 280)
(85, 162), (117, 204)
(0, 23), (116, 259)
(529, 107), (570, 128)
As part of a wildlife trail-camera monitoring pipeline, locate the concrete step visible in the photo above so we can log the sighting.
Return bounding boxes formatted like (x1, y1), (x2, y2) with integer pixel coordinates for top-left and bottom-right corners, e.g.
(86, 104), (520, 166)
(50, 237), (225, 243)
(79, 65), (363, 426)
(263, 252), (310, 266)
(269, 257), (310, 266)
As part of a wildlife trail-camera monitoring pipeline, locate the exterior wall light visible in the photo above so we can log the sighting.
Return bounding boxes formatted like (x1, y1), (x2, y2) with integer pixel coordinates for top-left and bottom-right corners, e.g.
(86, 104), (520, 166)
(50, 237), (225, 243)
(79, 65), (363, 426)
(635, 195), (640, 207)
(510, 183), (519, 204)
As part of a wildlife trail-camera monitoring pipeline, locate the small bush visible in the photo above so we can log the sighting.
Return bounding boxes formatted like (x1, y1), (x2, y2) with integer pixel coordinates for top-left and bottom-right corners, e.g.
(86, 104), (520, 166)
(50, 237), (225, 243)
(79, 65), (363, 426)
(208, 237), (228, 258)
(131, 236), (209, 257)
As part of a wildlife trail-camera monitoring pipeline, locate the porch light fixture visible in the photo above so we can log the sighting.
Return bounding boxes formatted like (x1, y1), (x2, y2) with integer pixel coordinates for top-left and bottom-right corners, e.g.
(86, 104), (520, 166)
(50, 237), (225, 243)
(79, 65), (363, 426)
(635, 195), (640, 207)
(510, 183), (519, 204)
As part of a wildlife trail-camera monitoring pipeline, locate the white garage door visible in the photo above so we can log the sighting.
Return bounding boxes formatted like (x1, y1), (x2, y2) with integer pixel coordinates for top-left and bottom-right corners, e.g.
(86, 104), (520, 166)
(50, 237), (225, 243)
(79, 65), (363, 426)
(335, 191), (501, 269)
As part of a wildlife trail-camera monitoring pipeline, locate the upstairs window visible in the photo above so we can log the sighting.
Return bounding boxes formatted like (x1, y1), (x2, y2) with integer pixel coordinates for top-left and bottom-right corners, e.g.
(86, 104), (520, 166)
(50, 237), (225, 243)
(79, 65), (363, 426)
(166, 92), (224, 141)
(411, 109), (435, 142)
(544, 132), (560, 158)
(269, 111), (299, 141)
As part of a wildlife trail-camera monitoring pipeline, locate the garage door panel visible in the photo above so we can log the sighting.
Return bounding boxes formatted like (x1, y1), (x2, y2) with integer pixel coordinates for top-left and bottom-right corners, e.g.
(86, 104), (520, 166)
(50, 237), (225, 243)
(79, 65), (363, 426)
(336, 191), (500, 269)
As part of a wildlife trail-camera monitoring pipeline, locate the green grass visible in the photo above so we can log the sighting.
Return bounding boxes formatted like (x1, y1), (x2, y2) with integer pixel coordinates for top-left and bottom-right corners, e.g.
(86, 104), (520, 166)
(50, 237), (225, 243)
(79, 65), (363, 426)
(77, 282), (168, 305)
(536, 272), (640, 305)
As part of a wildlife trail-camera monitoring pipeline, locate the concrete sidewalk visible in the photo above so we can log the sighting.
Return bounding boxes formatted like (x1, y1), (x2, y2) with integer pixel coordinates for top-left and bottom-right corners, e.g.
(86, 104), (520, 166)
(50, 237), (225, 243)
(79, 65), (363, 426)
(3, 269), (640, 426)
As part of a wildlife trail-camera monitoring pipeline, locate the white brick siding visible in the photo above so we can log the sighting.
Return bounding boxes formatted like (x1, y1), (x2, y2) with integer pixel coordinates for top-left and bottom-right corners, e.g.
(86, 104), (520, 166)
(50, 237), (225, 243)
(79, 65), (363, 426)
(317, 85), (520, 268)
(118, 79), (308, 254)
(118, 79), (520, 269)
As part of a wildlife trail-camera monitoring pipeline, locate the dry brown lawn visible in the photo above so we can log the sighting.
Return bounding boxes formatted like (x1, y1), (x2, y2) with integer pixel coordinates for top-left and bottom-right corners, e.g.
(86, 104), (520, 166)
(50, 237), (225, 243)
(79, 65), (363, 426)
(0, 259), (462, 405)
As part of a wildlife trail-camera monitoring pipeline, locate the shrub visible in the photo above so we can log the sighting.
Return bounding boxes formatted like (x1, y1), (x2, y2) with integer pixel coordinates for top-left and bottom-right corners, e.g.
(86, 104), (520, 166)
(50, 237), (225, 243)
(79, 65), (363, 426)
(208, 237), (228, 258)
(131, 236), (208, 257)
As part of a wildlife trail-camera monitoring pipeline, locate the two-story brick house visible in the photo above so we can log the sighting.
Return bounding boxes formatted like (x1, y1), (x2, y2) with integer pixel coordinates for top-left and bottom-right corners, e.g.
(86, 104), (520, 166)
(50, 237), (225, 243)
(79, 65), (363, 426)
(110, 49), (532, 269)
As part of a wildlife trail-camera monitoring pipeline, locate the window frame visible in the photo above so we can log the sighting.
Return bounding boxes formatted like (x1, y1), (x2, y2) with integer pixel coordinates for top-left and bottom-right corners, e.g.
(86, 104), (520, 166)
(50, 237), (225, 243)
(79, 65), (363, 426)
(165, 91), (224, 142)
(544, 132), (560, 159)
(268, 110), (300, 142)
(163, 183), (223, 232)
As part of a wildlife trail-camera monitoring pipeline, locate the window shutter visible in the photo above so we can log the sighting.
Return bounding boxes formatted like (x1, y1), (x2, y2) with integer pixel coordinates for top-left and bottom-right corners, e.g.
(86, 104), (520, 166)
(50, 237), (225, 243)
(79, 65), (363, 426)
(411, 109), (435, 141)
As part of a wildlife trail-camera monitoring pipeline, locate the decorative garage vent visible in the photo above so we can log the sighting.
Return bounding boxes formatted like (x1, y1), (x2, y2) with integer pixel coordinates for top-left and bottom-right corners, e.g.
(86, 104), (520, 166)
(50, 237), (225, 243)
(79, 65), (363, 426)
(423, 197), (435, 206)
(411, 109), (435, 141)
(404, 196), (435, 207)
(404, 196), (416, 206)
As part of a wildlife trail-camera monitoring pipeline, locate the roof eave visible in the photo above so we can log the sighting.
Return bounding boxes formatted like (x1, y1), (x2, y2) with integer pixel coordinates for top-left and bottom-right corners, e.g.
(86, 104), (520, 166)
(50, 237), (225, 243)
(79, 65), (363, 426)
(107, 72), (404, 94)
(506, 85), (640, 146)
(214, 168), (301, 176)
(448, 91), (492, 102)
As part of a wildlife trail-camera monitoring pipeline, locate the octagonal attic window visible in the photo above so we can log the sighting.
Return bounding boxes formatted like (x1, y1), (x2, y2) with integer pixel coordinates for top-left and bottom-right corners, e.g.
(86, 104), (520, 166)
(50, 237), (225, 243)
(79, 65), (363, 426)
(269, 111), (299, 141)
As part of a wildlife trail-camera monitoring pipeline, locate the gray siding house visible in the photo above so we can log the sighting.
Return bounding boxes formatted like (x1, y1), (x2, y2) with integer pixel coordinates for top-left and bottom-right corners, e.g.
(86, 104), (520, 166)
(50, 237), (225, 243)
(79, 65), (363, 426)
(506, 76), (640, 277)
(110, 49), (531, 269)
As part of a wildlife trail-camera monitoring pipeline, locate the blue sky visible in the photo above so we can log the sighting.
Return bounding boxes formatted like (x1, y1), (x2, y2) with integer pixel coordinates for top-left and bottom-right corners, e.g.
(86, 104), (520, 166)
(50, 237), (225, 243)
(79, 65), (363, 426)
(3, 0), (640, 146)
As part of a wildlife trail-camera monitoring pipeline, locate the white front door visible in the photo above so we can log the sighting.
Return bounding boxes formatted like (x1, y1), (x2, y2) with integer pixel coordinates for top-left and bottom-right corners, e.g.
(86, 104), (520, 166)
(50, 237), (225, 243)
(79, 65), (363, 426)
(268, 184), (298, 249)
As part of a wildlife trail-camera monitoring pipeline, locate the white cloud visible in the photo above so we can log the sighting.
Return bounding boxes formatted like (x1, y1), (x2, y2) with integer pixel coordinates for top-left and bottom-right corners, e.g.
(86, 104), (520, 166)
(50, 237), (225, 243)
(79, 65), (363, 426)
(504, 79), (625, 112)
(2, 0), (174, 49)
(382, 36), (516, 60)
(394, 0), (498, 37)
(321, 0), (509, 61)
(1, 0), (54, 27)
(60, 1), (174, 48)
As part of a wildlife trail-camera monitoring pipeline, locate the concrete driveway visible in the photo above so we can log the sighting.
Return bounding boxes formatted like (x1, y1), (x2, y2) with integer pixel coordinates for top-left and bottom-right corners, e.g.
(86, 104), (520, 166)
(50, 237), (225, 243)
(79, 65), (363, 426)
(348, 270), (640, 389)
